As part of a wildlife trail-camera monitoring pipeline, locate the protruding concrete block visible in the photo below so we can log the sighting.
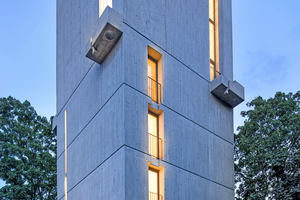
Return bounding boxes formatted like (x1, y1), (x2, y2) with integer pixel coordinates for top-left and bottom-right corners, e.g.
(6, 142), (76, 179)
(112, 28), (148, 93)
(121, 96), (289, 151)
(210, 75), (244, 108)
(86, 23), (122, 64)
(86, 7), (123, 64)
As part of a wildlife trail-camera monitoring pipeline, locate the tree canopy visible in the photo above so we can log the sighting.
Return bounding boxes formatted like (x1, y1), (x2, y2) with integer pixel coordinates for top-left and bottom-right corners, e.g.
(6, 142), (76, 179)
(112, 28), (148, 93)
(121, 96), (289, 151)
(234, 91), (300, 200)
(0, 96), (56, 199)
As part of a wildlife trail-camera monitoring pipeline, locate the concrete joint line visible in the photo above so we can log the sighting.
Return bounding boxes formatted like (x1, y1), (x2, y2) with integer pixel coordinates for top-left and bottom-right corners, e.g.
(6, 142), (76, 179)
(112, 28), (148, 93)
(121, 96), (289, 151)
(162, 159), (234, 191)
(123, 21), (209, 83)
(124, 145), (234, 191)
(66, 144), (126, 196)
(162, 104), (233, 145)
(119, 84), (233, 145)
(56, 62), (95, 117)
(57, 82), (125, 160)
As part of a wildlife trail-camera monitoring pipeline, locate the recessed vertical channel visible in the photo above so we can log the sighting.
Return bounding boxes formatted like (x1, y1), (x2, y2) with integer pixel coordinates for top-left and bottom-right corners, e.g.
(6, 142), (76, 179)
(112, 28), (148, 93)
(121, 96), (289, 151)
(64, 110), (68, 200)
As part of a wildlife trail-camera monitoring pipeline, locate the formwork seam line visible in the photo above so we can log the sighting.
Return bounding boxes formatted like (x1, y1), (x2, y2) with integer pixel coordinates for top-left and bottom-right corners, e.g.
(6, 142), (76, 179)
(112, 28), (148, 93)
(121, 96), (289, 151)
(125, 145), (234, 191)
(123, 20), (210, 84)
(57, 82), (125, 160)
(56, 62), (95, 117)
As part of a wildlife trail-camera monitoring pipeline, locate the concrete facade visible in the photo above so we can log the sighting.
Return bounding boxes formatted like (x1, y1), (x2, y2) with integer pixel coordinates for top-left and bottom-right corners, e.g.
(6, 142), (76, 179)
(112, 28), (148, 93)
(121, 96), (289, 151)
(54, 0), (244, 199)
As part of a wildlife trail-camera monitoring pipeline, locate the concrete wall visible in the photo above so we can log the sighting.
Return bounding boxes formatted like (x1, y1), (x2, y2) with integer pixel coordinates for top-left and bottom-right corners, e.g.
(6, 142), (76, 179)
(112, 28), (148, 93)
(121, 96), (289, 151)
(124, 145), (233, 200)
(55, 0), (235, 199)
(68, 148), (126, 199)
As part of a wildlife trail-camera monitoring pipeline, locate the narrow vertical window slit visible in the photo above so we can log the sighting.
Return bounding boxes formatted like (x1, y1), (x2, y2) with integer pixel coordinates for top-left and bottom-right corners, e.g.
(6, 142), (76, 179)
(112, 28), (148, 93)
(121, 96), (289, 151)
(64, 110), (68, 200)
(209, 0), (219, 81)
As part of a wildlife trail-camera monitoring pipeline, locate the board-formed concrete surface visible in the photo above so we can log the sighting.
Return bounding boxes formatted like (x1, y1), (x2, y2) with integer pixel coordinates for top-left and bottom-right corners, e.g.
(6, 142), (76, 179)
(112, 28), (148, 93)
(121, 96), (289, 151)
(54, 0), (244, 199)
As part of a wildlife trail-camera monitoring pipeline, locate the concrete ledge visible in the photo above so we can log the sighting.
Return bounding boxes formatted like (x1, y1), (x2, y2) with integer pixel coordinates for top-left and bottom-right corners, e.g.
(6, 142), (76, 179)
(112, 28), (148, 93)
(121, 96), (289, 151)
(210, 75), (244, 108)
(148, 102), (163, 115)
(85, 7), (123, 64)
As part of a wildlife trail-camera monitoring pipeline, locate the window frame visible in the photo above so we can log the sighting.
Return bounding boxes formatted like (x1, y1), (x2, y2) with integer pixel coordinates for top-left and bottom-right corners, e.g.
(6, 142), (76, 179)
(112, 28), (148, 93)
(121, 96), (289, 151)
(147, 46), (163, 103)
(148, 112), (161, 159)
(209, 0), (220, 81)
(148, 56), (160, 103)
(148, 167), (160, 200)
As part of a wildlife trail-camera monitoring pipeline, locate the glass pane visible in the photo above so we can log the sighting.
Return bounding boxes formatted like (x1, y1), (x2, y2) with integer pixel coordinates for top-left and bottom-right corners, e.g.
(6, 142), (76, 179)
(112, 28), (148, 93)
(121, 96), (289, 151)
(149, 134), (158, 157)
(148, 58), (157, 81)
(209, 22), (215, 62)
(148, 114), (157, 137)
(148, 75), (158, 102)
(149, 170), (158, 194)
(148, 57), (158, 102)
(209, 0), (214, 21)
(148, 114), (158, 157)
(99, 0), (112, 17)
(215, 0), (218, 22)
(106, 0), (112, 8)
(152, 83), (157, 102)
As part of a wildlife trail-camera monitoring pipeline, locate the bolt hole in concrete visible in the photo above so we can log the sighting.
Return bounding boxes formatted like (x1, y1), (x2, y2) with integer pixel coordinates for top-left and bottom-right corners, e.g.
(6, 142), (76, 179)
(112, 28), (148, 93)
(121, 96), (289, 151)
(105, 30), (115, 40)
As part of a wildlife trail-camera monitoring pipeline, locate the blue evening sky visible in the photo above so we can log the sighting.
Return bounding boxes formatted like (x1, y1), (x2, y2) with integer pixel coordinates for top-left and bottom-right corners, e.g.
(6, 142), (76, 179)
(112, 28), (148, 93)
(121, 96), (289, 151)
(233, 1), (300, 128)
(0, 0), (300, 188)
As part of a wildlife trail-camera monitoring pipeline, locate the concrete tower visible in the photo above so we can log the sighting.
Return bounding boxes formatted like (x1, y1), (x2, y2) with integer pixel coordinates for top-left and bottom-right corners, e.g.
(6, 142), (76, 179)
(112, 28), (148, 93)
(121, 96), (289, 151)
(53, 0), (244, 199)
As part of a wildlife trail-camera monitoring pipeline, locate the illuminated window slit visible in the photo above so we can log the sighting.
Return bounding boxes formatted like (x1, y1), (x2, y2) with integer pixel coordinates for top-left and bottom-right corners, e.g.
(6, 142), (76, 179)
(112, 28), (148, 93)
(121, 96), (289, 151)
(148, 57), (161, 103)
(209, 0), (219, 81)
(147, 47), (163, 103)
(149, 168), (163, 200)
(64, 110), (68, 200)
(148, 113), (162, 159)
(99, 0), (112, 17)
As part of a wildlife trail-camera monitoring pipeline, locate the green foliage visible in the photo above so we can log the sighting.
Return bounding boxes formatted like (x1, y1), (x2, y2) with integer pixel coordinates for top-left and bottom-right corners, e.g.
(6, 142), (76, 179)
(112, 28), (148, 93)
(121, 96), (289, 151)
(0, 96), (57, 200)
(235, 91), (300, 200)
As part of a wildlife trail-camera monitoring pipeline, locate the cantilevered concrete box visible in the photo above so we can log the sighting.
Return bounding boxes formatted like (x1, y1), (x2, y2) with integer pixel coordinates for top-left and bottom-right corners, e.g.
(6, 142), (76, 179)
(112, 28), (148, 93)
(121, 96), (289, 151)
(210, 75), (244, 107)
(85, 8), (123, 64)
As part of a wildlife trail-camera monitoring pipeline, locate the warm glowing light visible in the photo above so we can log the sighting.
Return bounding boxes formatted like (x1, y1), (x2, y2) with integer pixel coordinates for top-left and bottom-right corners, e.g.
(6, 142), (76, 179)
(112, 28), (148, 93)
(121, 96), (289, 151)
(148, 164), (164, 200)
(64, 177), (67, 200)
(99, 0), (112, 17)
(209, 0), (215, 21)
(148, 114), (157, 137)
(209, 22), (215, 62)
(64, 110), (68, 200)
(149, 170), (158, 193)
(148, 57), (158, 102)
(148, 58), (157, 81)
(149, 169), (159, 199)
(148, 113), (159, 158)
(209, 0), (219, 80)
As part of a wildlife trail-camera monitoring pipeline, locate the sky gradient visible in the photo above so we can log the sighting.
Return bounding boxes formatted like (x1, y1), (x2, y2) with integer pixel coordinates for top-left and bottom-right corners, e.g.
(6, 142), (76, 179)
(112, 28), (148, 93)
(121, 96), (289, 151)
(0, 0), (300, 189)
(232, 0), (300, 129)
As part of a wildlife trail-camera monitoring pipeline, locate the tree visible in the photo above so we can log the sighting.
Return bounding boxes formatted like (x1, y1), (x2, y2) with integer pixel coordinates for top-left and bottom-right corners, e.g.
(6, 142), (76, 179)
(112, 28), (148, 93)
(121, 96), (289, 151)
(234, 91), (300, 200)
(0, 96), (56, 199)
